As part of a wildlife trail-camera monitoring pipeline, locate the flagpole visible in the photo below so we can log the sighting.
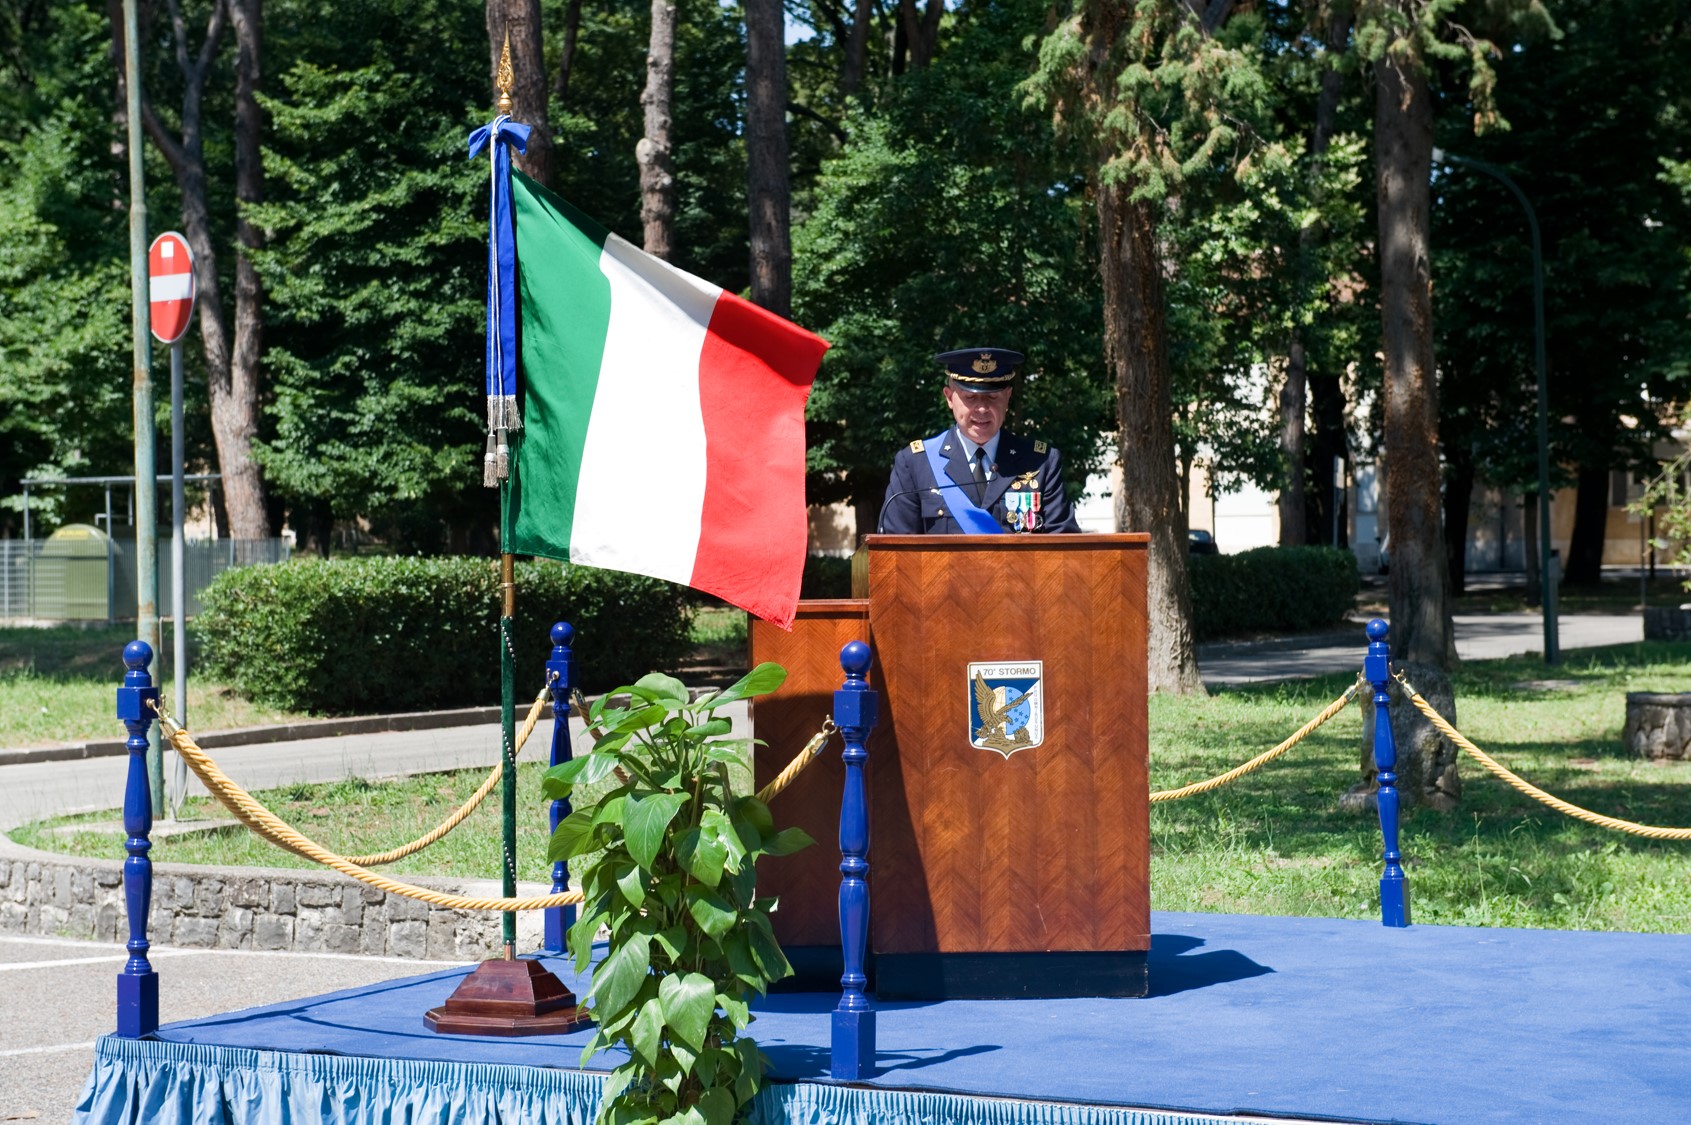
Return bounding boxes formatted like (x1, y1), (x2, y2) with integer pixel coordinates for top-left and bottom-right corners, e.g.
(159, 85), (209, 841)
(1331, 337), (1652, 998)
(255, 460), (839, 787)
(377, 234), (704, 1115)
(422, 35), (591, 1037)
(493, 36), (520, 964)
(499, 495), (517, 960)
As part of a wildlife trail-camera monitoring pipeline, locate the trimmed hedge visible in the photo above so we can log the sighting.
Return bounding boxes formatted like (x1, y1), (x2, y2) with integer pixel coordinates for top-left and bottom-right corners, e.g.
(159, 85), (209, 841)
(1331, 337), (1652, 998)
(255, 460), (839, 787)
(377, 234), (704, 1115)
(1188, 546), (1359, 641)
(194, 557), (694, 714)
(800, 554), (854, 599)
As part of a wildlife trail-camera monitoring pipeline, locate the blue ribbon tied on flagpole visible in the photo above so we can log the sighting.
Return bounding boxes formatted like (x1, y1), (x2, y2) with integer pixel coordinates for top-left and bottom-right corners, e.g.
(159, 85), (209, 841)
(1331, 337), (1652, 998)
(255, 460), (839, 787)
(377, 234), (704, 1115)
(468, 115), (532, 486)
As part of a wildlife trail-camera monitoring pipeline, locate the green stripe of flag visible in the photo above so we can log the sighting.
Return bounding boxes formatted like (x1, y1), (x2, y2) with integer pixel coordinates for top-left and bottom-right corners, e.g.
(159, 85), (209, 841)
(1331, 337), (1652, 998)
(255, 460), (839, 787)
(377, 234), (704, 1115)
(508, 172), (614, 561)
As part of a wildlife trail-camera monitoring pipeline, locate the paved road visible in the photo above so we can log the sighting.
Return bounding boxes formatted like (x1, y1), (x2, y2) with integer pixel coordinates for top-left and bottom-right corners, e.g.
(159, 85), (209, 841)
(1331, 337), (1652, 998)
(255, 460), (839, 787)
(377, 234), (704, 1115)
(0, 615), (1645, 1121)
(1197, 612), (1641, 686)
(0, 933), (464, 1123)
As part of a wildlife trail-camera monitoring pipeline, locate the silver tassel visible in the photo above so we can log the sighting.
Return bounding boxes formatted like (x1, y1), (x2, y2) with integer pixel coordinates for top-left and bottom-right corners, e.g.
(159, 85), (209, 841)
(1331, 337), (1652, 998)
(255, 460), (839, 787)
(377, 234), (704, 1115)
(483, 430), (499, 488)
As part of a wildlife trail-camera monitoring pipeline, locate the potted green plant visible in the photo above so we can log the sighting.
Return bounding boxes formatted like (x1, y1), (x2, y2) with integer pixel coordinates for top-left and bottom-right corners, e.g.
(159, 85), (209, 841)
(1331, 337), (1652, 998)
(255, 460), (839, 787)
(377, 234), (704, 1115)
(544, 663), (813, 1125)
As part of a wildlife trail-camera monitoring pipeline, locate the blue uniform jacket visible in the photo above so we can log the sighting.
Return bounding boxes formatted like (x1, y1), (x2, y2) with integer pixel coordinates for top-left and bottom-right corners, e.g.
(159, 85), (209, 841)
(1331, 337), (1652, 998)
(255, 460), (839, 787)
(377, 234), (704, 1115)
(879, 428), (1081, 535)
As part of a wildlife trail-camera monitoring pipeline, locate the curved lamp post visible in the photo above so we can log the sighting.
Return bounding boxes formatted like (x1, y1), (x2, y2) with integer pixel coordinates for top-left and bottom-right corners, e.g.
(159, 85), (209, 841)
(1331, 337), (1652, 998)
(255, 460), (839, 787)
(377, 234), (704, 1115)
(1433, 147), (1559, 665)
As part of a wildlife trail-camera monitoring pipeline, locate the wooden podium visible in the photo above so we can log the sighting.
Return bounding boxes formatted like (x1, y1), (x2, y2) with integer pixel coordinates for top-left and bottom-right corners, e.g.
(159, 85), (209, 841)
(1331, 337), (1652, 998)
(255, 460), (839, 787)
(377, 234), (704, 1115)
(751, 534), (1150, 1000)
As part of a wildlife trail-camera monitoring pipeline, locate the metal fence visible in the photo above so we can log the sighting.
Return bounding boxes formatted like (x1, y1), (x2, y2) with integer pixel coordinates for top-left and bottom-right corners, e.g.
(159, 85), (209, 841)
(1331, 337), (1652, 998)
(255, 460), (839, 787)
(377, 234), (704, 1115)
(0, 538), (290, 623)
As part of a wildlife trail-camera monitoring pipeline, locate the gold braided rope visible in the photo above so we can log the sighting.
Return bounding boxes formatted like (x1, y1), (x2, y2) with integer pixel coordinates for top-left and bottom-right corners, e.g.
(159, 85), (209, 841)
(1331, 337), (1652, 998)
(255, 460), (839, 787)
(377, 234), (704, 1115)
(152, 702), (839, 912)
(1395, 672), (1691, 841)
(756, 719), (836, 804)
(1149, 678), (1363, 803)
(337, 682), (555, 866)
(155, 706), (585, 911)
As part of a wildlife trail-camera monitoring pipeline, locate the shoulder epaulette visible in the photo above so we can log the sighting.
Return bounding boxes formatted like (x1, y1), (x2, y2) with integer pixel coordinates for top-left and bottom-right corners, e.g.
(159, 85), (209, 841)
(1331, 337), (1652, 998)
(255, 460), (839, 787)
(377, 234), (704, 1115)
(909, 439), (925, 454)
(1034, 440), (1048, 454)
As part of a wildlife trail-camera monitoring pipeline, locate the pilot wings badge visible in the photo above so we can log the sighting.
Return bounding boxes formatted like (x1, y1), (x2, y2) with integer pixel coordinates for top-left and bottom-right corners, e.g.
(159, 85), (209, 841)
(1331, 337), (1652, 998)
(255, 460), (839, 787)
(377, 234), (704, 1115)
(967, 661), (1044, 758)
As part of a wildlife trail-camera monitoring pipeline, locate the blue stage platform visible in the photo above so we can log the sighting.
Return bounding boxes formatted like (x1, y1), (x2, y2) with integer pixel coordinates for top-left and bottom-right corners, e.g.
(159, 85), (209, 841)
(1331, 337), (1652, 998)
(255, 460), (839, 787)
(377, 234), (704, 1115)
(76, 910), (1691, 1124)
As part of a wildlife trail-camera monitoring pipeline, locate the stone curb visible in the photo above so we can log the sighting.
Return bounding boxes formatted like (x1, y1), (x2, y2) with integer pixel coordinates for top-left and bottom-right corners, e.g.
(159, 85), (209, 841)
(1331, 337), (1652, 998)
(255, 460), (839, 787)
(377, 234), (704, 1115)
(0, 704), (524, 767)
(0, 830), (548, 959)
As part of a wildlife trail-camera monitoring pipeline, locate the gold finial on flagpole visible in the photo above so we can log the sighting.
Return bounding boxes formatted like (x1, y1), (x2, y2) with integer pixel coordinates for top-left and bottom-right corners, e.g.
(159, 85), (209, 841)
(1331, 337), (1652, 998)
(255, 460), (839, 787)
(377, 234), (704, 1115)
(495, 31), (515, 114)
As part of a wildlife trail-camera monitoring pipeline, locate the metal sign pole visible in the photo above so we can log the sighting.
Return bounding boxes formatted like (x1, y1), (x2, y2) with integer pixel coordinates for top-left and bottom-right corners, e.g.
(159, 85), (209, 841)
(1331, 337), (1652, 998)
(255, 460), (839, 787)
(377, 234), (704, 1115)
(170, 338), (188, 817)
(147, 230), (197, 818)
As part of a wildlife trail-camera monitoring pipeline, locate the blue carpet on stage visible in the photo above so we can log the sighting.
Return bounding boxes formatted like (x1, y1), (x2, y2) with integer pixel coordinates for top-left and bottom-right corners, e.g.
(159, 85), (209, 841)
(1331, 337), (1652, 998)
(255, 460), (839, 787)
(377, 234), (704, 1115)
(76, 911), (1691, 1124)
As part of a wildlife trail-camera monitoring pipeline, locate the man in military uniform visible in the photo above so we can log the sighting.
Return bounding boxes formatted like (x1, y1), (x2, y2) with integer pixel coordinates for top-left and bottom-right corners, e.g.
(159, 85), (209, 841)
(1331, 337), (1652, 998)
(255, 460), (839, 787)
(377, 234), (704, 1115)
(879, 348), (1081, 534)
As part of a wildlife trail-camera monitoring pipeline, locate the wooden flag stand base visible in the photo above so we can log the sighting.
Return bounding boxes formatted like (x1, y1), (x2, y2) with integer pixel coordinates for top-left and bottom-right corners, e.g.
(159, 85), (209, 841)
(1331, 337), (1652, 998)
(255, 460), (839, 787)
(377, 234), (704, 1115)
(424, 957), (592, 1036)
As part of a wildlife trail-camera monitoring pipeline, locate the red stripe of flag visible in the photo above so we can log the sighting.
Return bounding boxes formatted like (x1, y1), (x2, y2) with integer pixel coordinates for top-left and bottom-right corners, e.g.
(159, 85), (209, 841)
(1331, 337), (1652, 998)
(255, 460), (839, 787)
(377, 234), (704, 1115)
(691, 290), (829, 629)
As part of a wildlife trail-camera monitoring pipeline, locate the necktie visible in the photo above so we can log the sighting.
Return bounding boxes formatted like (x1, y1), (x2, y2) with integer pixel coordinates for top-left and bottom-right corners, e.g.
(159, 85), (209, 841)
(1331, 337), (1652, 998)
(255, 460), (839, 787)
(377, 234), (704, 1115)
(972, 447), (988, 506)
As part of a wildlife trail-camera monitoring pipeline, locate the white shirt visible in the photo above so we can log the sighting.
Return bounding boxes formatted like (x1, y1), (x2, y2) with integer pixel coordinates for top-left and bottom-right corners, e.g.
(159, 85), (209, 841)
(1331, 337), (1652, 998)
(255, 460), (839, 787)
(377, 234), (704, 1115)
(953, 428), (1002, 481)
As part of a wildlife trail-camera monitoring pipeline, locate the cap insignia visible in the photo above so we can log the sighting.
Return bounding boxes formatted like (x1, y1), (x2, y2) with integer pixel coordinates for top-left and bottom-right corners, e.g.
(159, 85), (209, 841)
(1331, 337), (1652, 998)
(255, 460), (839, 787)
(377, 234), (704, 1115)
(972, 353), (999, 375)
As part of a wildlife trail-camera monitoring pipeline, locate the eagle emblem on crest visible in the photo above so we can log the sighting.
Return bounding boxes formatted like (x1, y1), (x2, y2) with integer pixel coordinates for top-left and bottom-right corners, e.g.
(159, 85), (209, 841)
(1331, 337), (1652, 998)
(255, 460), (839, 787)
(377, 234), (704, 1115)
(967, 661), (1044, 758)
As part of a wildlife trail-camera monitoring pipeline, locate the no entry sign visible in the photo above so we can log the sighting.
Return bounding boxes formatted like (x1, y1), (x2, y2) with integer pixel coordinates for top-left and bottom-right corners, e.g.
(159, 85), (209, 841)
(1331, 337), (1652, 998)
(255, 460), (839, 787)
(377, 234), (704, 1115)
(148, 232), (196, 344)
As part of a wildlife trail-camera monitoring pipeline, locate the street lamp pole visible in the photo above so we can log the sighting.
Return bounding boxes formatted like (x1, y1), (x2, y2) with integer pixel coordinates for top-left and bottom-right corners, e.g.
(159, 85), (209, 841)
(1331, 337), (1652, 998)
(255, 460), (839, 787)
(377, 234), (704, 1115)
(1433, 148), (1559, 665)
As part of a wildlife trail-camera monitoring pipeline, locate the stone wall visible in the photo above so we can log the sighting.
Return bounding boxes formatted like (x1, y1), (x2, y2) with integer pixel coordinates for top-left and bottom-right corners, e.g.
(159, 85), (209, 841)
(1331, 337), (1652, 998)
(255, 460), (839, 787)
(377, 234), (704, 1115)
(0, 837), (544, 957)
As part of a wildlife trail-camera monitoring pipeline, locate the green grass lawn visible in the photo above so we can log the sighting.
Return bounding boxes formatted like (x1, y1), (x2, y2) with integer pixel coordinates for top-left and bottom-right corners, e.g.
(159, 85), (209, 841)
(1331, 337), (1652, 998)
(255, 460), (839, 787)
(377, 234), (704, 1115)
(16, 640), (1691, 933)
(1150, 643), (1691, 932)
(0, 624), (308, 747)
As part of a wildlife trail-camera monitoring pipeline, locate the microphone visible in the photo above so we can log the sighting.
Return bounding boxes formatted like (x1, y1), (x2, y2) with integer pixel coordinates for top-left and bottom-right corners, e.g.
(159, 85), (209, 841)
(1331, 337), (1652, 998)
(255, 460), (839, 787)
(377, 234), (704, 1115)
(877, 479), (995, 533)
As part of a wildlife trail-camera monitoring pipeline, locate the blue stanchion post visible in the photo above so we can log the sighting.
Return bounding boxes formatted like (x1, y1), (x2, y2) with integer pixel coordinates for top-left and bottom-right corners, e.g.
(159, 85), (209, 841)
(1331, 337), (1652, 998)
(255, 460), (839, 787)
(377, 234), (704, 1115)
(1365, 618), (1411, 928)
(543, 621), (577, 955)
(831, 640), (877, 1080)
(116, 640), (160, 1037)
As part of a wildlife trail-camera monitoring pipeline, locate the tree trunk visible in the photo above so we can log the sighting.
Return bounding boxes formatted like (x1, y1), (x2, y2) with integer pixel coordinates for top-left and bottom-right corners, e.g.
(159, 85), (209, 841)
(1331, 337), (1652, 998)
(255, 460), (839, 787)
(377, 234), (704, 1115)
(122, 0), (271, 540)
(1363, 24), (1458, 809)
(1306, 372), (1348, 546)
(841, 0), (872, 95)
(1097, 183), (1203, 694)
(638, 0), (676, 258)
(745, 0), (791, 316)
(1375, 40), (1453, 668)
(554, 0), (582, 105)
(1278, 347), (1308, 545)
(896, 0), (943, 69)
(1565, 462), (1608, 585)
(1279, 4), (1351, 548)
(487, 0), (553, 186)
(225, 0), (270, 539)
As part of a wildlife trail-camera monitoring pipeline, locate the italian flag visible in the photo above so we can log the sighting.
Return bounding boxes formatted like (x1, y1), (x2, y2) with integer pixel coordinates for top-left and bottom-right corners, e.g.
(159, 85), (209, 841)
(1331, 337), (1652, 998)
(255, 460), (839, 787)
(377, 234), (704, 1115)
(505, 172), (829, 629)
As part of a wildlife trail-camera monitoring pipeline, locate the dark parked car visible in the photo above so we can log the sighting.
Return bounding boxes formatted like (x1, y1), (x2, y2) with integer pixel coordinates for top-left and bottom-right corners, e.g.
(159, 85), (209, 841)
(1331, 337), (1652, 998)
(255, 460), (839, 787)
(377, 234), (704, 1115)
(1188, 529), (1219, 555)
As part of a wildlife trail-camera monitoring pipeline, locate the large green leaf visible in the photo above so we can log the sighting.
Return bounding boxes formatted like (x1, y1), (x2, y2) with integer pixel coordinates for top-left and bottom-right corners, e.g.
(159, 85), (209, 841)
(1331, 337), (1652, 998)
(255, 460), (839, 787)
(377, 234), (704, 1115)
(589, 932), (651, 1018)
(652, 926), (689, 962)
(543, 749), (625, 797)
(631, 671), (690, 704)
(631, 996), (664, 1068)
(625, 792), (688, 870)
(701, 810), (747, 869)
(685, 717), (732, 738)
(707, 662), (787, 706)
(758, 827), (815, 858)
(547, 808), (599, 862)
(658, 971), (716, 1052)
(612, 704), (670, 734)
(675, 826), (729, 887)
(734, 796), (775, 839)
(685, 886), (737, 937)
(694, 1086), (735, 1125)
(616, 864), (647, 908)
(748, 919), (791, 981)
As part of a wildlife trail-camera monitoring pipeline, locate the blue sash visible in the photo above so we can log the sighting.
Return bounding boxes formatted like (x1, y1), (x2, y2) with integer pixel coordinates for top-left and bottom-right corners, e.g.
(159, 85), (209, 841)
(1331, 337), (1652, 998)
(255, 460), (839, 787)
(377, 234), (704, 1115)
(922, 431), (1003, 535)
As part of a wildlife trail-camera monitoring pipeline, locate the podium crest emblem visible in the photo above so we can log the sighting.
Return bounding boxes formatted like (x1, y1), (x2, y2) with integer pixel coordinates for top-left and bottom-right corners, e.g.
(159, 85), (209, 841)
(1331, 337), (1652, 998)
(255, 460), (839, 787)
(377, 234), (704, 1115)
(967, 661), (1044, 758)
